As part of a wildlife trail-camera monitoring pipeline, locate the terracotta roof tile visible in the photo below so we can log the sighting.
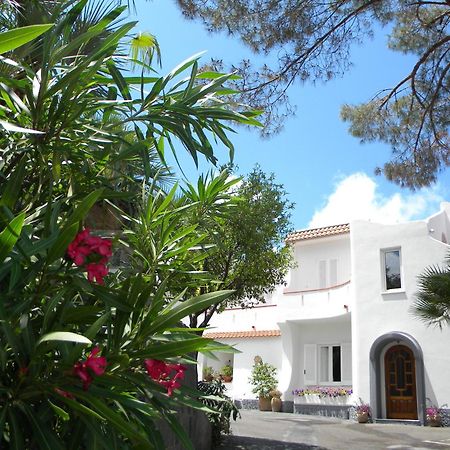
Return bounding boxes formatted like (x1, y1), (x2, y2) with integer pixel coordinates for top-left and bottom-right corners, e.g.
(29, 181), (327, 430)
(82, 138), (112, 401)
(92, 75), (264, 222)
(286, 223), (350, 244)
(204, 330), (281, 339)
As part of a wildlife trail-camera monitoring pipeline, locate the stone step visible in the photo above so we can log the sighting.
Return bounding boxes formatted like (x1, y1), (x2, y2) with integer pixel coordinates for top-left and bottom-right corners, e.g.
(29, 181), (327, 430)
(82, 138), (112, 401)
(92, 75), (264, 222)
(374, 418), (421, 426)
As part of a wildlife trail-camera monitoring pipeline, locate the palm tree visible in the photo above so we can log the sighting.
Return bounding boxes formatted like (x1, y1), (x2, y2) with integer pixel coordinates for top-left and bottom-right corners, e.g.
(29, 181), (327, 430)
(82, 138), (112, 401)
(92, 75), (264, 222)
(412, 256), (450, 328)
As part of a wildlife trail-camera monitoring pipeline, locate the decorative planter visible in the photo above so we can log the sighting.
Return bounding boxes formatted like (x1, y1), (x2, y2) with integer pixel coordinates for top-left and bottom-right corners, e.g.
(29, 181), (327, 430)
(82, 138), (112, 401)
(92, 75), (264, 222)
(259, 396), (272, 411)
(222, 375), (233, 383)
(357, 412), (369, 423)
(203, 375), (214, 382)
(271, 397), (282, 412)
(427, 416), (442, 427)
(294, 395), (351, 406)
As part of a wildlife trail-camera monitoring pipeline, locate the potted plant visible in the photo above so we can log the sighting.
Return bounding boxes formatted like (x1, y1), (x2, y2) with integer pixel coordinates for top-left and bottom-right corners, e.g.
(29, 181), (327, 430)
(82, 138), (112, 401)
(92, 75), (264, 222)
(220, 364), (233, 382)
(270, 389), (283, 412)
(202, 366), (215, 382)
(355, 398), (371, 423)
(249, 356), (278, 411)
(426, 399), (447, 427)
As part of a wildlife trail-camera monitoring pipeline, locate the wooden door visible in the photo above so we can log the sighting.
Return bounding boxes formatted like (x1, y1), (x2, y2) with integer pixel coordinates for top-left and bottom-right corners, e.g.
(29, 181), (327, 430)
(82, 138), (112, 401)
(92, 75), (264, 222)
(385, 345), (417, 419)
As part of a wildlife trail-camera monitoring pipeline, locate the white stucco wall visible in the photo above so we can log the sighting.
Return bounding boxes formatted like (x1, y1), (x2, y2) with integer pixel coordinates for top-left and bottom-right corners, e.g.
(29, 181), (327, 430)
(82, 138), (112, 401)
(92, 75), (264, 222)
(427, 202), (450, 245)
(351, 217), (450, 409)
(202, 206), (450, 415)
(287, 235), (351, 292)
(200, 337), (282, 399)
(279, 315), (352, 401)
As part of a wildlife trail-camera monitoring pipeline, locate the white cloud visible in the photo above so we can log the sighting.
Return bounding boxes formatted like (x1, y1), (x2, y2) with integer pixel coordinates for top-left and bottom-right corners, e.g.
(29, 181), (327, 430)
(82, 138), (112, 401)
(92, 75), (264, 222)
(308, 173), (445, 228)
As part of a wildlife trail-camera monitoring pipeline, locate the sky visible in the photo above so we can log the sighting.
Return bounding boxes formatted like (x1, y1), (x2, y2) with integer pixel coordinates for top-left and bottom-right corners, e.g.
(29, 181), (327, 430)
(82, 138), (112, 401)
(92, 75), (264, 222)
(130, 1), (450, 231)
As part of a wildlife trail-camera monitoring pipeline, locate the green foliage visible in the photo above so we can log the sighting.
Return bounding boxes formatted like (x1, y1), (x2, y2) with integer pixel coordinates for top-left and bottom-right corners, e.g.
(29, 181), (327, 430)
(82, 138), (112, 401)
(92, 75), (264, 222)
(0, 24), (54, 54)
(0, 1), (258, 447)
(176, 0), (450, 188)
(220, 364), (233, 377)
(249, 357), (278, 398)
(412, 257), (450, 328)
(202, 366), (214, 378)
(186, 165), (294, 328)
(197, 379), (240, 444)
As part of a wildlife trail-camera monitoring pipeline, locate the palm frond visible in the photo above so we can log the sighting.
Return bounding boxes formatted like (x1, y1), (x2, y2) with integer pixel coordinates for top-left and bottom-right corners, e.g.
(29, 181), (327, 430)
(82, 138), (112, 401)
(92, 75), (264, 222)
(412, 261), (450, 328)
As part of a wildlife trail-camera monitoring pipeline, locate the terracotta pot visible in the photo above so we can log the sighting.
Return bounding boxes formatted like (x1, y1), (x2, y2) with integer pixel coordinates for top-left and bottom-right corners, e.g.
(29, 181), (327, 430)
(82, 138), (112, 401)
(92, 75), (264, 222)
(357, 412), (369, 423)
(203, 374), (214, 382)
(271, 397), (282, 412)
(259, 396), (272, 411)
(222, 375), (233, 383)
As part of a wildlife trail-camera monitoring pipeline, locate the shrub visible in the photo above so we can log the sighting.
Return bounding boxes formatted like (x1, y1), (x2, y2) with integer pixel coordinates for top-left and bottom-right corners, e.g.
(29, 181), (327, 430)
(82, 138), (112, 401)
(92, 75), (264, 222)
(197, 379), (240, 445)
(249, 356), (278, 398)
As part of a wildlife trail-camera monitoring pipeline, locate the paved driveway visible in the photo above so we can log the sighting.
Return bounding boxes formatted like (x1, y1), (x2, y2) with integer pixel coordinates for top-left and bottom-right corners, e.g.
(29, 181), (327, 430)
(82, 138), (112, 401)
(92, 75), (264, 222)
(214, 410), (450, 450)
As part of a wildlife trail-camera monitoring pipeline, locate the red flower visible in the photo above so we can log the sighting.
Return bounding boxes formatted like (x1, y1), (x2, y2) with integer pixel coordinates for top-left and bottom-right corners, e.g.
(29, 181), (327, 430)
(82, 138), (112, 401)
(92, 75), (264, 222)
(159, 378), (181, 397)
(86, 261), (109, 285)
(144, 359), (186, 396)
(67, 229), (112, 284)
(73, 347), (107, 390)
(144, 359), (169, 379)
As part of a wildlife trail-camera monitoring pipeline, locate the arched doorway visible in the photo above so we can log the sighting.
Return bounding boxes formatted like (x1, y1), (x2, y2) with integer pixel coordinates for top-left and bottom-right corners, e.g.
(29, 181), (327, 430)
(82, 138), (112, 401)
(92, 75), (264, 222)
(369, 332), (425, 424)
(384, 345), (417, 419)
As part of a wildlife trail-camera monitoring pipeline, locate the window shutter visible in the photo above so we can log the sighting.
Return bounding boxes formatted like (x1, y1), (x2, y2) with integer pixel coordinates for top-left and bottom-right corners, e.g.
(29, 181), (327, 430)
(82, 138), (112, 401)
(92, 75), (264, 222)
(304, 344), (317, 385)
(341, 343), (352, 383)
(329, 259), (338, 286)
(319, 260), (326, 288)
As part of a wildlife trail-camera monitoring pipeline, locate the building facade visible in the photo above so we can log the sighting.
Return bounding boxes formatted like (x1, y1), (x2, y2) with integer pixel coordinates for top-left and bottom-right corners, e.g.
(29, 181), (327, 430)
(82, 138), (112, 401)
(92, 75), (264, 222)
(200, 204), (450, 424)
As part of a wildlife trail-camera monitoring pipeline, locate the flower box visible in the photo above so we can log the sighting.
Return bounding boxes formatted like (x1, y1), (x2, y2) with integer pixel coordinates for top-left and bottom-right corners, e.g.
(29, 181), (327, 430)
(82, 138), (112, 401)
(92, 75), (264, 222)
(293, 386), (353, 406)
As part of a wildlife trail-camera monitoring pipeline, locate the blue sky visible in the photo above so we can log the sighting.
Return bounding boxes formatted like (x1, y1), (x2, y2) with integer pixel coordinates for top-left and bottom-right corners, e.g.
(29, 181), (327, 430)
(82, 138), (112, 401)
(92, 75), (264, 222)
(130, 1), (450, 230)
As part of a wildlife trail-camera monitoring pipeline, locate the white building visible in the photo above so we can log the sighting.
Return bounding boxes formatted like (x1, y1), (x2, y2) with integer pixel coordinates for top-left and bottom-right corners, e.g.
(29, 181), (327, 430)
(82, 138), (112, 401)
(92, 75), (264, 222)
(200, 203), (450, 424)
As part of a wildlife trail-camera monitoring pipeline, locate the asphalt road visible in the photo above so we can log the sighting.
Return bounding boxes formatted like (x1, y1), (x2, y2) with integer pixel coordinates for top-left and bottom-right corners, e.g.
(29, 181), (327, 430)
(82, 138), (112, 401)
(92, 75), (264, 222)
(214, 410), (450, 450)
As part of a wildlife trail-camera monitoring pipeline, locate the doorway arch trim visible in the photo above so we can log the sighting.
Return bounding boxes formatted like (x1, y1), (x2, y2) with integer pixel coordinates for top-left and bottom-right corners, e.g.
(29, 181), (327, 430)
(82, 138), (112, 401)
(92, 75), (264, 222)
(369, 331), (425, 424)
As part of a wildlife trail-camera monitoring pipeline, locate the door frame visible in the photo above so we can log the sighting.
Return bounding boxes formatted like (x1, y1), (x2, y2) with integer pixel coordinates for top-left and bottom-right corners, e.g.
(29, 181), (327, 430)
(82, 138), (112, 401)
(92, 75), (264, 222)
(369, 332), (425, 424)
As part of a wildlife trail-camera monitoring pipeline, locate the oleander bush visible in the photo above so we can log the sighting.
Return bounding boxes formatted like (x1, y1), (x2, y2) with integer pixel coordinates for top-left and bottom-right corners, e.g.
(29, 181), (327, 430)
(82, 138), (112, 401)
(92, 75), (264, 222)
(0, 1), (258, 447)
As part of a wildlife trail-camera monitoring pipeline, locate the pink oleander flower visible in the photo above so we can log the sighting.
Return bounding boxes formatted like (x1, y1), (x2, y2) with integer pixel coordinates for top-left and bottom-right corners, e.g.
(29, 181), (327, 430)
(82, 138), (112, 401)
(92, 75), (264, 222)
(67, 229), (112, 284)
(144, 359), (186, 396)
(73, 347), (107, 390)
(86, 261), (109, 285)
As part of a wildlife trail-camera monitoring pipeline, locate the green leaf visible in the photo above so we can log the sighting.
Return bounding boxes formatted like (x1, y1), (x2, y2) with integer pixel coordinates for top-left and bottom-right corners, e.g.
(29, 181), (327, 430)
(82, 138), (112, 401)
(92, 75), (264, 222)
(77, 395), (149, 446)
(37, 331), (92, 346)
(64, 189), (103, 228)
(48, 400), (70, 421)
(0, 212), (25, 263)
(85, 312), (111, 340)
(0, 155), (26, 210)
(0, 119), (44, 134)
(0, 24), (53, 54)
(47, 222), (79, 263)
(8, 410), (25, 450)
(148, 290), (234, 334)
(24, 405), (65, 450)
(134, 338), (213, 359)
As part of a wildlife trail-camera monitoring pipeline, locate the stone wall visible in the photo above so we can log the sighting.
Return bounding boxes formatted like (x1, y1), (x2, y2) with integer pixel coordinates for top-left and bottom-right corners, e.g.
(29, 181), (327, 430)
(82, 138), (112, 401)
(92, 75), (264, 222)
(158, 407), (212, 450)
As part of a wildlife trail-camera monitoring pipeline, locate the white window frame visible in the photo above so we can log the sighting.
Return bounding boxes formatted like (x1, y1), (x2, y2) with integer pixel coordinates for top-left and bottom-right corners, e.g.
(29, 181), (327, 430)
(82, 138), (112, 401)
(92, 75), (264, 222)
(318, 344), (342, 385)
(381, 247), (403, 292)
(318, 258), (339, 289)
(304, 343), (352, 386)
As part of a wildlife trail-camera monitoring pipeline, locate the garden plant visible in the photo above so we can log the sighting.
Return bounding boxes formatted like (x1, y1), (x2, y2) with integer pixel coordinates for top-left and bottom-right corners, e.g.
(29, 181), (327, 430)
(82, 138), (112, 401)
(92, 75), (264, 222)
(0, 0), (259, 448)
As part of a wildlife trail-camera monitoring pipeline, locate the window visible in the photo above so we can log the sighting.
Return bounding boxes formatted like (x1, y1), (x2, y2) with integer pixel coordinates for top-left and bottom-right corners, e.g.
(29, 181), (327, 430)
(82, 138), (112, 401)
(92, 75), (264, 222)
(319, 345), (341, 383)
(318, 258), (338, 288)
(304, 343), (351, 385)
(382, 248), (402, 290)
